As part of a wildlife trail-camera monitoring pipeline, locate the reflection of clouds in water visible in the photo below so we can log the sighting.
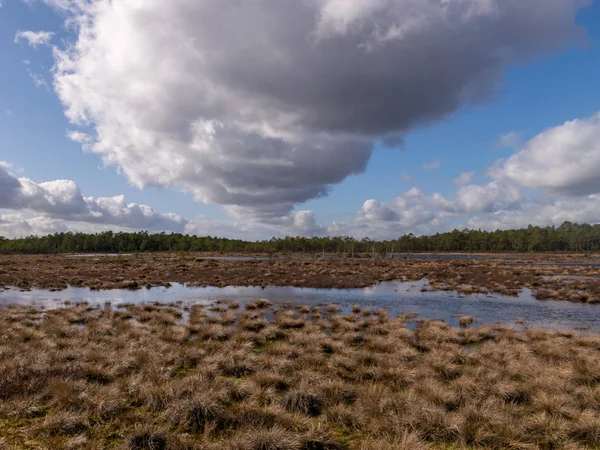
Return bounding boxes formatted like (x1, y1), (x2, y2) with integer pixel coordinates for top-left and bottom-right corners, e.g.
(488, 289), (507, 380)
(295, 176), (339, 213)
(362, 286), (377, 296)
(0, 281), (598, 331)
(363, 278), (429, 296)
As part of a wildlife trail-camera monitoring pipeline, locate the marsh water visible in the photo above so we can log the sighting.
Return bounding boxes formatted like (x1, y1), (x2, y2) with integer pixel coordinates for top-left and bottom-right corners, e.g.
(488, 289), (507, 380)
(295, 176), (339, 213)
(1, 279), (598, 331)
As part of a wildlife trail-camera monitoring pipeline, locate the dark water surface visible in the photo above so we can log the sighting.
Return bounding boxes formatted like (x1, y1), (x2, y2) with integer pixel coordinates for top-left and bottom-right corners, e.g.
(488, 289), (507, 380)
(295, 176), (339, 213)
(509, 262), (600, 268)
(1, 280), (598, 331)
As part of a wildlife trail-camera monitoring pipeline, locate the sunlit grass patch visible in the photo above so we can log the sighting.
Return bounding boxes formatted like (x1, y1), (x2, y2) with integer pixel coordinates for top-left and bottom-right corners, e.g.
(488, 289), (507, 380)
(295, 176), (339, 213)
(0, 302), (599, 448)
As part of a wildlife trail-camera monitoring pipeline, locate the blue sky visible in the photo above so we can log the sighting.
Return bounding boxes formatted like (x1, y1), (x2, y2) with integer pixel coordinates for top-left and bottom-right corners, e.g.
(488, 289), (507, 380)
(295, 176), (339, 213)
(2, 0), (600, 239)
(1, 0), (219, 220)
(306, 4), (600, 218)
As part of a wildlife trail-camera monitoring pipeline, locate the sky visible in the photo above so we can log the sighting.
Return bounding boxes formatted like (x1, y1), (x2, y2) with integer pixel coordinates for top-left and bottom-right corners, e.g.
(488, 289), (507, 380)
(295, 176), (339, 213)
(1, 0), (600, 240)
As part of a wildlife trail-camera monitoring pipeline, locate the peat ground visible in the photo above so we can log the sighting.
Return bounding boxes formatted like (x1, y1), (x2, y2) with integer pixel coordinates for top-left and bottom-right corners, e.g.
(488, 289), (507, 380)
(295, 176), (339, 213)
(2, 254), (600, 303)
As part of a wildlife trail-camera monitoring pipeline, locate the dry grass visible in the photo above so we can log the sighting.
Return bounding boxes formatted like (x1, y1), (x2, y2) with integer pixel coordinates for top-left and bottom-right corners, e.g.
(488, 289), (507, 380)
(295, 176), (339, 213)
(4, 253), (600, 304)
(0, 303), (599, 449)
(459, 315), (474, 328)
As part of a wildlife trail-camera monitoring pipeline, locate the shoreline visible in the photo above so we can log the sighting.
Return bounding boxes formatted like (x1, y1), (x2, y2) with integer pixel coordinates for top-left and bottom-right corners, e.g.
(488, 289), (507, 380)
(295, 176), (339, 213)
(2, 254), (600, 303)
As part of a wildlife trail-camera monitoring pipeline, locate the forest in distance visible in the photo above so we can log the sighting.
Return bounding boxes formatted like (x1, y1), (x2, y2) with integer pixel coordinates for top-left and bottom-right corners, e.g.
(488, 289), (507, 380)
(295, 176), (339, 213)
(2, 221), (600, 255)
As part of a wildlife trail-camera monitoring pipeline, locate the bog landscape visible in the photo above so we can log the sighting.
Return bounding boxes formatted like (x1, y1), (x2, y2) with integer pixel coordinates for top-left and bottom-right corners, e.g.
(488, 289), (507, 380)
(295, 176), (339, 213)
(3, 0), (600, 449)
(1, 229), (600, 449)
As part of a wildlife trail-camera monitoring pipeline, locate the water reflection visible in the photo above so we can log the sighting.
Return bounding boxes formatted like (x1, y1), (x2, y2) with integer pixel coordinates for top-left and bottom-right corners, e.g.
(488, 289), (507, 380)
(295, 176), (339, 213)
(508, 262), (600, 268)
(1, 279), (599, 331)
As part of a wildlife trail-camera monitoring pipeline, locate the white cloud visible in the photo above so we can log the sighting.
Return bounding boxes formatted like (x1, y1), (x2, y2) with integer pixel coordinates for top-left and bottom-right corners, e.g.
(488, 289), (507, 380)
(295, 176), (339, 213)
(0, 211), (183, 239)
(349, 188), (448, 237)
(404, 187), (424, 198)
(0, 213), (68, 238)
(0, 208), (328, 240)
(28, 71), (49, 90)
(14, 30), (54, 48)
(67, 130), (93, 150)
(182, 216), (264, 241)
(467, 195), (600, 231)
(0, 161), (328, 239)
(333, 179), (528, 238)
(400, 172), (415, 183)
(454, 184), (498, 213)
(45, 0), (588, 219)
(289, 210), (326, 236)
(359, 200), (399, 221)
(494, 131), (524, 150)
(454, 181), (522, 214)
(0, 163), (187, 232)
(335, 109), (600, 238)
(423, 161), (440, 170)
(8, 2), (599, 240)
(3, 158), (600, 240)
(223, 205), (326, 237)
(453, 171), (475, 185)
(30, 0), (85, 12)
(5, 109), (13, 117)
(67, 130), (91, 144)
(491, 113), (600, 196)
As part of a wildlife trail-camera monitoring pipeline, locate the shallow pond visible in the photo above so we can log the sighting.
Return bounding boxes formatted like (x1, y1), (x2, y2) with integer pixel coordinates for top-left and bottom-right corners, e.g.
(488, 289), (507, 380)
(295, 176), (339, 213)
(1, 279), (599, 331)
(390, 253), (520, 260)
(305, 253), (528, 260)
(68, 253), (134, 257)
(509, 261), (600, 268)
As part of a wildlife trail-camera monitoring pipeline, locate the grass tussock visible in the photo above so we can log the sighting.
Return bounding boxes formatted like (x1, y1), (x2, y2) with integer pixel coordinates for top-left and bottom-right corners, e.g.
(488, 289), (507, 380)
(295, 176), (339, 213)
(6, 252), (600, 304)
(0, 303), (599, 449)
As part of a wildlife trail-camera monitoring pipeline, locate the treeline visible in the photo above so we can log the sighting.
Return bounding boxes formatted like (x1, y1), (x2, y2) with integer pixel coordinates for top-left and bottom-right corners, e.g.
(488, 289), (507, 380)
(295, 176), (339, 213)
(1, 222), (600, 254)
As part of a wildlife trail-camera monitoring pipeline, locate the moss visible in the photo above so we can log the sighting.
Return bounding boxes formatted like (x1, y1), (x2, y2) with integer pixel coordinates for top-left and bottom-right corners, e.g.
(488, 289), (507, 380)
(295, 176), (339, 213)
(0, 418), (45, 450)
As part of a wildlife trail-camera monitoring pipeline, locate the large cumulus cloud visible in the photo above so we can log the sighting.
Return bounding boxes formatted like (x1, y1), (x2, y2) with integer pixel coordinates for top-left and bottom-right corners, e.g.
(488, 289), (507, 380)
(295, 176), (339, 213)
(491, 113), (600, 196)
(0, 163), (187, 232)
(342, 109), (600, 238)
(48, 0), (589, 216)
(0, 214), (69, 238)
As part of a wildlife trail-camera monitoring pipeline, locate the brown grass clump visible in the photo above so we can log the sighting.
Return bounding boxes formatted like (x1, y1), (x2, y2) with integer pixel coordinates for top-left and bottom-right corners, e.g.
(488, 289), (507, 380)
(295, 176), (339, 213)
(300, 430), (345, 450)
(166, 394), (223, 433)
(232, 427), (302, 450)
(459, 315), (474, 328)
(248, 299), (272, 310)
(326, 305), (341, 314)
(42, 411), (88, 437)
(239, 314), (269, 333)
(283, 389), (325, 416)
(127, 427), (168, 450)
(1, 303), (600, 449)
(359, 432), (428, 450)
(276, 311), (306, 329)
